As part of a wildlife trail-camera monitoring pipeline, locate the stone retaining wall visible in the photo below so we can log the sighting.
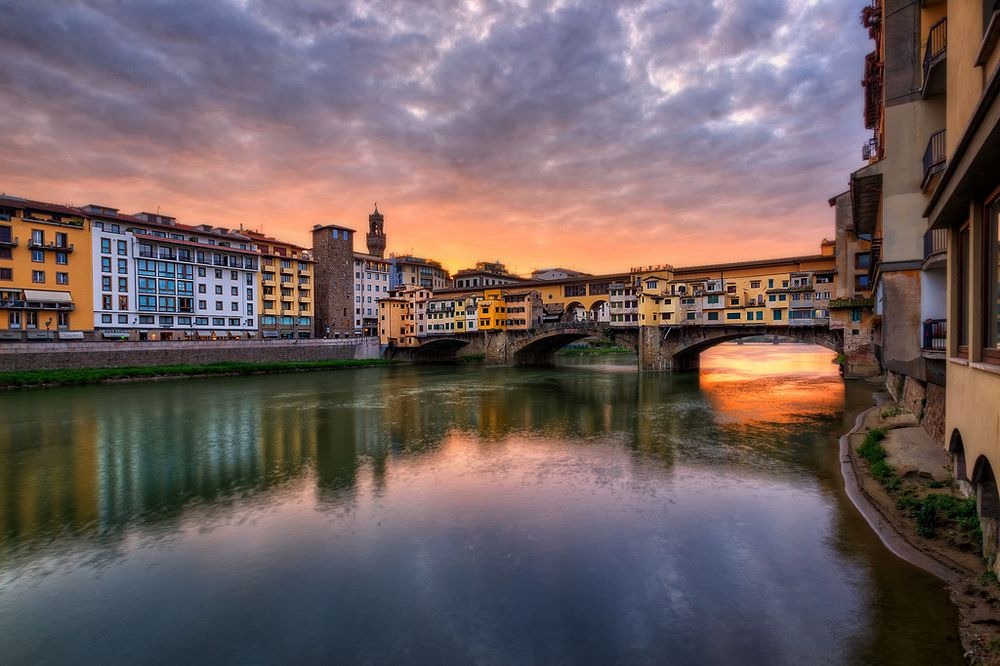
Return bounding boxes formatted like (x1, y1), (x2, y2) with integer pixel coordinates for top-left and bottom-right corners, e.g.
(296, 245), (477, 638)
(0, 338), (380, 372)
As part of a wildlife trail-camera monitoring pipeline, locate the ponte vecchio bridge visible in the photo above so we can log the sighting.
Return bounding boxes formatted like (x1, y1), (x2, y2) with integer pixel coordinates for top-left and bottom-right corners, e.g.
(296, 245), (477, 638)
(382, 250), (872, 373)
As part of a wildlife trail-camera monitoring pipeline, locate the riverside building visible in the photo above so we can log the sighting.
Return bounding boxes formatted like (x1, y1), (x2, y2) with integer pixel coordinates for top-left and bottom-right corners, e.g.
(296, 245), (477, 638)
(919, 0), (1000, 571)
(244, 231), (314, 339)
(88, 208), (260, 341)
(0, 195), (93, 341)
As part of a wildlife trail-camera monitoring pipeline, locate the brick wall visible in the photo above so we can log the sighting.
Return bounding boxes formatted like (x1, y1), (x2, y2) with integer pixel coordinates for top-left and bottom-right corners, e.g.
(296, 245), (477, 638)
(0, 339), (379, 372)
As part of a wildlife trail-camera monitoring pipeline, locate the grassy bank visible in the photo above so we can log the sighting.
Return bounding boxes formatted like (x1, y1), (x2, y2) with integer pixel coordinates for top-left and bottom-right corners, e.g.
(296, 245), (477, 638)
(0, 358), (393, 389)
(856, 427), (981, 543)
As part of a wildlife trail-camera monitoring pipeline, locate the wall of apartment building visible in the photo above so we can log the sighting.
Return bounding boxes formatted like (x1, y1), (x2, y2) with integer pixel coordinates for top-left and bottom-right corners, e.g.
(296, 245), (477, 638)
(90, 223), (259, 339)
(945, 7), (987, 156)
(0, 205), (94, 335)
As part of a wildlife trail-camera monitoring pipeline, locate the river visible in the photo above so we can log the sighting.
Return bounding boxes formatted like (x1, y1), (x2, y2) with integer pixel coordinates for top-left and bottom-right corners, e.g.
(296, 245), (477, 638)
(0, 344), (964, 664)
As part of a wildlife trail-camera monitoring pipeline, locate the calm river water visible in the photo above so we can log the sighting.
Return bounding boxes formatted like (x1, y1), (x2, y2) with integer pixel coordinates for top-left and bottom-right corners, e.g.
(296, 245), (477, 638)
(0, 345), (963, 664)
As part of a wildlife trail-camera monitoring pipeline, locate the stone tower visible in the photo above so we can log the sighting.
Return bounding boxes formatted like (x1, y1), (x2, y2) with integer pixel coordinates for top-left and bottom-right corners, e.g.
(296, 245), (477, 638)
(366, 204), (386, 258)
(311, 224), (356, 337)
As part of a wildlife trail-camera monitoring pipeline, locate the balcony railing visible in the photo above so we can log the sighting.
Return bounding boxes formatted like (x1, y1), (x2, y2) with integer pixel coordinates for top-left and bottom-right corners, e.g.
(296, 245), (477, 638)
(922, 17), (947, 97)
(921, 129), (946, 191)
(28, 240), (74, 252)
(0, 236), (17, 248)
(923, 227), (947, 260)
(922, 318), (946, 351)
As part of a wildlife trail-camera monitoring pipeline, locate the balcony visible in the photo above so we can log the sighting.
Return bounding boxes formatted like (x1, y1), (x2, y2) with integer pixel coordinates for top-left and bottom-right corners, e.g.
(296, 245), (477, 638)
(28, 240), (74, 253)
(923, 227), (947, 269)
(922, 318), (946, 352)
(0, 236), (17, 248)
(922, 17), (947, 98)
(0, 300), (75, 311)
(921, 129), (946, 192)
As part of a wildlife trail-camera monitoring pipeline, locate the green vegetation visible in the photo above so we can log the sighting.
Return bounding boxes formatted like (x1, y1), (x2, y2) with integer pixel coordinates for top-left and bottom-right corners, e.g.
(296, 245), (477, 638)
(458, 353), (485, 362)
(856, 426), (981, 543)
(556, 343), (632, 356)
(880, 404), (905, 418)
(896, 494), (980, 539)
(0, 358), (393, 389)
(833, 353), (846, 366)
(856, 428), (900, 492)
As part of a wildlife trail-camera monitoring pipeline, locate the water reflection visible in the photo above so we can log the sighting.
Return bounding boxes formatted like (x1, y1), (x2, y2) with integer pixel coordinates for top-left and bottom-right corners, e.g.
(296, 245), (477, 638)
(0, 344), (964, 664)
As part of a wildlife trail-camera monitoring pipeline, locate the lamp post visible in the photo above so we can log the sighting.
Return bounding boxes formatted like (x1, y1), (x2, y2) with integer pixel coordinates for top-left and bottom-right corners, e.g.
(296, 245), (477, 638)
(45, 317), (52, 341)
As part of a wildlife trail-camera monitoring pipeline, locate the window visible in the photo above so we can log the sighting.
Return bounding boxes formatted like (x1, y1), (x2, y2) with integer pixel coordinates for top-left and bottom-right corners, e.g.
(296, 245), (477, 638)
(26, 312), (38, 329)
(729, 298), (739, 306)
(55, 252), (68, 265)
(31, 229), (43, 245)
(101, 238), (111, 254)
(772, 309), (783, 321)
(215, 285), (223, 295)
(984, 201), (1000, 361)
(117, 240), (128, 256)
(726, 312), (740, 320)
(707, 295), (720, 304)
(855, 252), (871, 269)
(31, 249), (44, 263)
(8, 311), (21, 328)
(850, 308), (862, 323)
(216, 301), (223, 310)
(55, 232), (68, 248)
(119, 295), (129, 310)
(855, 275), (870, 290)
(231, 286), (238, 296)
(101, 314), (112, 323)
(31, 270), (44, 283)
(118, 259), (128, 274)
(231, 302), (239, 311)
(56, 272), (68, 285)
(750, 281), (761, 289)
(0, 267), (11, 281)
(707, 311), (719, 321)
(102, 294), (113, 310)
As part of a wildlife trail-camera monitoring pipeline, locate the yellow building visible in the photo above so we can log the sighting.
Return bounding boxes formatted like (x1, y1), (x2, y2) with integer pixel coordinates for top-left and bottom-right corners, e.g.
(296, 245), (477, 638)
(245, 231), (314, 339)
(377, 294), (409, 346)
(921, 1), (1000, 571)
(0, 196), (93, 340)
(478, 289), (507, 330)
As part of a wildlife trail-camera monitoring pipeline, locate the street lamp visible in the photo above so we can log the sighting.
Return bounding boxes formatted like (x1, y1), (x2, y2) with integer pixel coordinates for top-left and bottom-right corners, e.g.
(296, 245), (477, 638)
(45, 317), (52, 340)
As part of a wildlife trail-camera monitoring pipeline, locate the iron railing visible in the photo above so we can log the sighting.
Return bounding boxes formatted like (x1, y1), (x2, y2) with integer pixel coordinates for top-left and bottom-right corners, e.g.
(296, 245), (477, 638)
(922, 318), (946, 350)
(923, 228), (947, 259)
(921, 129), (946, 190)
(923, 18), (947, 84)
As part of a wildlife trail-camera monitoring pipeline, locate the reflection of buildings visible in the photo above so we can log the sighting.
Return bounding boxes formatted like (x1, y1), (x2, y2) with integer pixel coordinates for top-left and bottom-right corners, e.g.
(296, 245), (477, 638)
(0, 348), (848, 553)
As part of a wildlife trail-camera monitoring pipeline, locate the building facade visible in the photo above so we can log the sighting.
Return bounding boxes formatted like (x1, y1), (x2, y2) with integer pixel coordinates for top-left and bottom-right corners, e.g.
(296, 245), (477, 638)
(390, 254), (450, 290)
(0, 196), (93, 341)
(311, 224), (356, 338)
(921, 0), (1000, 571)
(245, 231), (314, 339)
(89, 210), (260, 340)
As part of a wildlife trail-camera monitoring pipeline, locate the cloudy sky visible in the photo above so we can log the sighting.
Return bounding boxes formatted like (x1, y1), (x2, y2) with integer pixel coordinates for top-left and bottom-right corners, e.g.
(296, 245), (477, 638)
(0, 0), (869, 274)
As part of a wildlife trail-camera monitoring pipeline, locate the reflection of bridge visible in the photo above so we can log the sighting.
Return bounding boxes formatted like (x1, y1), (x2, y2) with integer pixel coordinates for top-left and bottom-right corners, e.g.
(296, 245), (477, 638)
(387, 322), (843, 372)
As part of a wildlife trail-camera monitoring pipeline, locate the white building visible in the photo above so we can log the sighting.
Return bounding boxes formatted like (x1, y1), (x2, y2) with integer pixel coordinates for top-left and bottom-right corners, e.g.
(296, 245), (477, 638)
(87, 207), (260, 340)
(353, 252), (390, 335)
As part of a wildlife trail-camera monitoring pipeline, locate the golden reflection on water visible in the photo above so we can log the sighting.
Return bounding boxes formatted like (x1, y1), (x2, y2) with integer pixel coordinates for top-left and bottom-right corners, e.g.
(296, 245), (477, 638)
(698, 343), (844, 425)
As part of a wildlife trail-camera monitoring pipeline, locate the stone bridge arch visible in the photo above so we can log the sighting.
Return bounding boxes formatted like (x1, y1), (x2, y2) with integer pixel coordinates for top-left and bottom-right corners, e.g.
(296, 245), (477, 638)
(639, 325), (844, 372)
(387, 336), (475, 362)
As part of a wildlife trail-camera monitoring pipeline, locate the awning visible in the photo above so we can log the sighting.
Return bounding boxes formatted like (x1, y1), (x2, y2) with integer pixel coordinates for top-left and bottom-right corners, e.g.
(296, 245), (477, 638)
(262, 330), (280, 338)
(102, 331), (129, 339)
(228, 331), (243, 338)
(22, 289), (72, 303)
(197, 330), (212, 337)
(212, 330), (226, 337)
(57, 331), (84, 340)
(26, 331), (50, 340)
(0, 331), (21, 340)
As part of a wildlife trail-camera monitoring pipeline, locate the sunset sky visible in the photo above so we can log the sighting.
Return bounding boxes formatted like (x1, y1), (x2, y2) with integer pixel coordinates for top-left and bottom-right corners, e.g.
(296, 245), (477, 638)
(0, 0), (869, 275)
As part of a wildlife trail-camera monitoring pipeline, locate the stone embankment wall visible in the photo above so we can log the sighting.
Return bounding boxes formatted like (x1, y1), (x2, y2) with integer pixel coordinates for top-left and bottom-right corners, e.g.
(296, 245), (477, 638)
(886, 369), (946, 446)
(0, 338), (380, 372)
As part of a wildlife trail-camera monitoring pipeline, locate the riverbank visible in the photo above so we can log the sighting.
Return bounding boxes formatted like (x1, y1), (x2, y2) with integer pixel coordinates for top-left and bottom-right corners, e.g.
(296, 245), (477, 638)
(842, 390), (1000, 664)
(0, 358), (394, 390)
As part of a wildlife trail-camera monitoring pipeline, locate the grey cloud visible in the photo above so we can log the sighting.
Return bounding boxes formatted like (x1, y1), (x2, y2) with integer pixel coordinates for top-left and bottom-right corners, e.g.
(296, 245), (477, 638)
(0, 0), (871, 266)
